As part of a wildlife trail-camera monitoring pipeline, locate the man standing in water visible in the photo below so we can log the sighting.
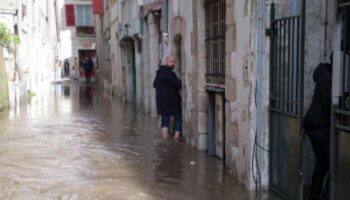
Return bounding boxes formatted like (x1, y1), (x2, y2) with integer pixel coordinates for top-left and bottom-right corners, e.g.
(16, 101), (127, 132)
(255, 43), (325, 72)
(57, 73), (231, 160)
(153, 55), (182, 140)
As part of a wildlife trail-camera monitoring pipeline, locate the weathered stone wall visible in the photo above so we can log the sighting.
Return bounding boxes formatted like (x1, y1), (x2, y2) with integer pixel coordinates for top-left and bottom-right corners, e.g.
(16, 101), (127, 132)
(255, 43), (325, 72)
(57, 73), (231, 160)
(95, 0), (338, 192)
(159, 0), (337, 191)
(225, 0), (256, 188)
(110, 16), (123, 97)
(165, 0), (257, 189)
(166, 0), (200, 147)
(0, 47), (9, 112)
(141, 12), (160, 116)
(164, 0), (257, 188)
(142, 17), (151, 113)
(303, 0), (335, 109)
(192, 0), (207, 150)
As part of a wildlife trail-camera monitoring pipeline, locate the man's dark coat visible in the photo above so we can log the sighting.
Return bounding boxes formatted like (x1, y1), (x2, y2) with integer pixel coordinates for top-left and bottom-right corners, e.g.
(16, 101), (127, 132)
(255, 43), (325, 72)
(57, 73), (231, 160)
(153, 65), (181, 115)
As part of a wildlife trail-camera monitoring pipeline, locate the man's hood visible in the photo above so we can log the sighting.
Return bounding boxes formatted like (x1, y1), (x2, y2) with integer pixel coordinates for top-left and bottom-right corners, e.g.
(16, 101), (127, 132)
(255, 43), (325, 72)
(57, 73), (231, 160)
(313, 63), (332, 83)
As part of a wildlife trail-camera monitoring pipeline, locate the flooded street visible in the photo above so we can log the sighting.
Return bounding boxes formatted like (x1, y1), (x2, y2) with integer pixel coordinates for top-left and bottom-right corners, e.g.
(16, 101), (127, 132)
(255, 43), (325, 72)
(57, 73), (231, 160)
(0, 81), (278, 200)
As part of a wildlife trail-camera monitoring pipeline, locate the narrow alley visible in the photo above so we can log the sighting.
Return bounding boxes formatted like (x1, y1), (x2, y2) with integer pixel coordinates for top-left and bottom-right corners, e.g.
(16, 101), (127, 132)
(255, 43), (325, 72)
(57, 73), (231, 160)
(1, 0), (349, 199)
(0, 81), (278, 200)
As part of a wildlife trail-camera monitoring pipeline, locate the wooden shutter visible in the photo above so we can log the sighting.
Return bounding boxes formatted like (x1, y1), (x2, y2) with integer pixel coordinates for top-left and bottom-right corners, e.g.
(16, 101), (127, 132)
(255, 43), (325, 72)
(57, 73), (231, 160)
(65, 4), (75, 26)
(92, 0), (103, 15)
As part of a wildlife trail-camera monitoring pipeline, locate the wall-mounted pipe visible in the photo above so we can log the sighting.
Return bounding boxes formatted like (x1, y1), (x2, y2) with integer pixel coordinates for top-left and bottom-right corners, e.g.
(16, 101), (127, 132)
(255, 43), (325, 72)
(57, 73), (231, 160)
(162, 0), (169, 45)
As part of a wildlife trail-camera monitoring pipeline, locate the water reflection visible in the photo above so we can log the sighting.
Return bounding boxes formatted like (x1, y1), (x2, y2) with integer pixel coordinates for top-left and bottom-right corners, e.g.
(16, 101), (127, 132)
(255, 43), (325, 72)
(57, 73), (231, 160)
(79, 85), (94, 106)
(0, 81), (282, 200)
(63, 85), (70, 98)
(154, 142), (184, 185)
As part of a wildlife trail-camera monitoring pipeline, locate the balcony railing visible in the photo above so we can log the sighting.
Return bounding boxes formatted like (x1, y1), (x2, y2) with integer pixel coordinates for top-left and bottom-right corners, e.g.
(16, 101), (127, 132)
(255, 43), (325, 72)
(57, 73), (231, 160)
(76, 26), (95, 36)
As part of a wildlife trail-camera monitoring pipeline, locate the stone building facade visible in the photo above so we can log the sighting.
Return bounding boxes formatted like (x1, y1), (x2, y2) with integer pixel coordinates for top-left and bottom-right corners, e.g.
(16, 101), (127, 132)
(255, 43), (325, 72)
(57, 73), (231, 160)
(0, 0), (59, 107)
(94, 0), (342, 198)
(59, 0), (97, 81)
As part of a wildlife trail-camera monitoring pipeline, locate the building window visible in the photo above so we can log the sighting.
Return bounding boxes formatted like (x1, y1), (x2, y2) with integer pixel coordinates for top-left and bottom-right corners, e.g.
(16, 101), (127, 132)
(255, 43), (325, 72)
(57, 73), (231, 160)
(65, 4), (75, 26)
(76, 5), (94, 35)
(205, 0), (225, 86)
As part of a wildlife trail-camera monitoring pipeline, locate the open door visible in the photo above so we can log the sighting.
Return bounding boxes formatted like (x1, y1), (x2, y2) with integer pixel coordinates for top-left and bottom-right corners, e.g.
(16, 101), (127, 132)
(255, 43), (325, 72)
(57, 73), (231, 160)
(330, 2), (350, 200)
(268, 1), (305, 199)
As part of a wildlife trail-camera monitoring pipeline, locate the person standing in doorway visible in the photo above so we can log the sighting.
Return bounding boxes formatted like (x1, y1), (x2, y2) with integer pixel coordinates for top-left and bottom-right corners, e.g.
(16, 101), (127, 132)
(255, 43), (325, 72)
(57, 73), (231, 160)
(153, 55), (182, 140)
(303, 57), (332, 200)
(73, 57), (79, 80)
(83, 57), (93, 83)
(63, 59), (70, 78)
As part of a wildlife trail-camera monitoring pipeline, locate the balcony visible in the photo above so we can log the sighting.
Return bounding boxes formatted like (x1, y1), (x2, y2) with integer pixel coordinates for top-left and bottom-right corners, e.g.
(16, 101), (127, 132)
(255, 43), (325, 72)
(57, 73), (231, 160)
(76, 26), (95, 37)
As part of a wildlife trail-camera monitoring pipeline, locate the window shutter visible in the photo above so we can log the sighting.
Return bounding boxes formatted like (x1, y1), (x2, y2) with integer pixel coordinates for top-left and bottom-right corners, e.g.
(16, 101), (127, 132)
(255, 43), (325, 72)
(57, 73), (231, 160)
(65, 4), (75, 26)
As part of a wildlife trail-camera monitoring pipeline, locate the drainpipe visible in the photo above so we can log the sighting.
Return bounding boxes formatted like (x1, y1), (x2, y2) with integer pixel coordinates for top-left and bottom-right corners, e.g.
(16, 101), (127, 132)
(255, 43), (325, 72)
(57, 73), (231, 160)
(162, 0), (169, 49)
(253, 0), (265, 192)
(298, 0), (306, 198)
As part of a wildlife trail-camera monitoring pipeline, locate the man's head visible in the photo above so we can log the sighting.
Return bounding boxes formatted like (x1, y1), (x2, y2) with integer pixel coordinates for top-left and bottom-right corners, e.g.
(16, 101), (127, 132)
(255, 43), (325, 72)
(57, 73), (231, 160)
(165, 55), (175, 69)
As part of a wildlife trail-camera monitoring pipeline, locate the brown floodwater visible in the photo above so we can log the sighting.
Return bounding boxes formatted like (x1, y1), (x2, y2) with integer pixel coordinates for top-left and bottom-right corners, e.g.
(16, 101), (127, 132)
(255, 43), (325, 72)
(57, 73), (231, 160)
(0, 81), (282, 200)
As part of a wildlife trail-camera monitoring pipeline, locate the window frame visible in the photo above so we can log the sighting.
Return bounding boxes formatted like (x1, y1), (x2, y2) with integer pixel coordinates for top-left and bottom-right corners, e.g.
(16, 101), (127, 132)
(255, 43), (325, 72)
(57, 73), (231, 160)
(205, 0), (226, 86)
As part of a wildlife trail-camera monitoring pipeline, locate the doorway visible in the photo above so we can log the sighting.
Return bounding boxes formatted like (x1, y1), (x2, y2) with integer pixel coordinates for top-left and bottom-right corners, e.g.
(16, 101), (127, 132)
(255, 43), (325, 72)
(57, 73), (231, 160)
(331, 3), (350, 199)
(121, 39), (136, 103)
(78, 50), (97, 79)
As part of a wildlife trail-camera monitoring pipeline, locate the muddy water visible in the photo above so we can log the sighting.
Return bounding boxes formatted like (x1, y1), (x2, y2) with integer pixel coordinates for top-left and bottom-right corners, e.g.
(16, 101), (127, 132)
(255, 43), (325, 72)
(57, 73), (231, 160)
(0, 82), (279, 200)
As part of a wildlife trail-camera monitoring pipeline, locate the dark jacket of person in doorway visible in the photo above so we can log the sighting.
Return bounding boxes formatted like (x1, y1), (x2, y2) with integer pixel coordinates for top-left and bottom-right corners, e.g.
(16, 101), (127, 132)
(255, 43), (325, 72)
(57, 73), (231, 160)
(83, 57), (93, 83)
(64, 59), (70, 78)
(303, 62), (332, 200)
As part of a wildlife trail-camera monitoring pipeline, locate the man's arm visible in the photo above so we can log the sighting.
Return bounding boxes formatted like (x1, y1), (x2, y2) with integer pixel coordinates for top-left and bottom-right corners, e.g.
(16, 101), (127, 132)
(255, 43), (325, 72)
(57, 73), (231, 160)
(165, 71), (181, 89)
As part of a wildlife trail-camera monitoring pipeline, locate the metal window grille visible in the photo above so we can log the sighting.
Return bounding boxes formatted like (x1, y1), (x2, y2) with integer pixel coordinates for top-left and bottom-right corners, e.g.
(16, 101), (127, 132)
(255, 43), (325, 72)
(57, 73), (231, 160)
(270, 15), (301, 116)
(205, 0), (225, 86)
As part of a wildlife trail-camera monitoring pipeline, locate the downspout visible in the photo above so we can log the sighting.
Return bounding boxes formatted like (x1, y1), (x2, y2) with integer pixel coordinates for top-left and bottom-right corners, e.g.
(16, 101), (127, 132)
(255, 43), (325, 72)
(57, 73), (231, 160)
(298, 0), (306, 198)
(253, 0), (265, 191)
(162, 0), (169, 59)
(162, 0), (168, 33)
